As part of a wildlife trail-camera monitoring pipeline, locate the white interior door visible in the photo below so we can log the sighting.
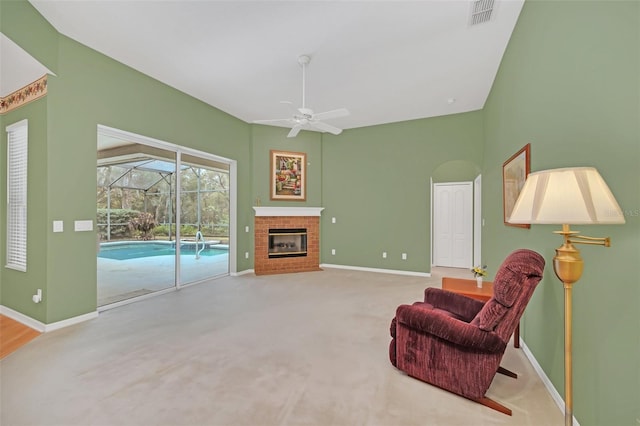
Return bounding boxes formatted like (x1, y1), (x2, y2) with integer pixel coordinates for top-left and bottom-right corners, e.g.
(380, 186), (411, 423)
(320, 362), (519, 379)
(433, 182), (473, 268)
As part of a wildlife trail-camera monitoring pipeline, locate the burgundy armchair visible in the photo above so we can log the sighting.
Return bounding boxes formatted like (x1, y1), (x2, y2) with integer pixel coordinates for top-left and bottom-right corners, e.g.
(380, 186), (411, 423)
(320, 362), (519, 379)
(389, 249), (545, 415)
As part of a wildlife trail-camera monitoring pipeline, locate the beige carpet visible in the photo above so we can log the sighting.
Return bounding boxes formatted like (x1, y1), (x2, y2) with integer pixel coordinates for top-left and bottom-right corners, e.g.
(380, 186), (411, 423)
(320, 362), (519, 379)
(0, 267), (562, 425)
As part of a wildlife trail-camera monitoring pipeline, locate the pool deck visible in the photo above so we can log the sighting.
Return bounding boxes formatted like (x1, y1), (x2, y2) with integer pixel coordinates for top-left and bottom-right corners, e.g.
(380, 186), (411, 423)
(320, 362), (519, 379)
(98, 241), (229, 306)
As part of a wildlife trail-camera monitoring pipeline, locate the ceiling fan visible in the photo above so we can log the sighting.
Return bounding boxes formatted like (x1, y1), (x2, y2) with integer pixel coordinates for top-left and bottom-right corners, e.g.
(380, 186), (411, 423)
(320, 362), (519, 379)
(254, 55), (350, 138)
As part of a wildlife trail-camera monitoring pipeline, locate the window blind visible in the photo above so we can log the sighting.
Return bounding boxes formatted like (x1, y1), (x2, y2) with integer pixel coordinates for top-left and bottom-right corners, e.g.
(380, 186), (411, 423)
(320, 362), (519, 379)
(6, 119), (28, 271)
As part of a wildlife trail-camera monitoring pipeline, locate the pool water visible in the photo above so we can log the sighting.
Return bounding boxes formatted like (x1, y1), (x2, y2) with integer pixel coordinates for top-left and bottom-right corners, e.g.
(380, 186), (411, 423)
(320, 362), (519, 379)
(98, 242), (227, 260)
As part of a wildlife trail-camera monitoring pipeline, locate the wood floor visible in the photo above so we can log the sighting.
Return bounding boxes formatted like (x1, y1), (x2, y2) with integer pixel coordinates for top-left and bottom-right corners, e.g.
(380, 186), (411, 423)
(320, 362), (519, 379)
(0, 315), (41, 359)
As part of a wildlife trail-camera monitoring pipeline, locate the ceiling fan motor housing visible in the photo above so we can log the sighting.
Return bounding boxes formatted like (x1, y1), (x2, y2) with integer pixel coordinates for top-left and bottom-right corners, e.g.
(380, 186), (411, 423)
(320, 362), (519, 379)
(298, 55), (311, 66)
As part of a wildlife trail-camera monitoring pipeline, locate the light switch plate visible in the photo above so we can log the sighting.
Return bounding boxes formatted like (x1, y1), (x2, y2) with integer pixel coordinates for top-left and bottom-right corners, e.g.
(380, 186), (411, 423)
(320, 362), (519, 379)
(53, 220), (64, 233)
(74, 220), (93, 232)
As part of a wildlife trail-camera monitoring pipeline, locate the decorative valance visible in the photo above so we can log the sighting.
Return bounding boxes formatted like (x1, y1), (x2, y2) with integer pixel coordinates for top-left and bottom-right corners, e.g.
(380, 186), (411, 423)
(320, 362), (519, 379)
(0, 75), (48, 115)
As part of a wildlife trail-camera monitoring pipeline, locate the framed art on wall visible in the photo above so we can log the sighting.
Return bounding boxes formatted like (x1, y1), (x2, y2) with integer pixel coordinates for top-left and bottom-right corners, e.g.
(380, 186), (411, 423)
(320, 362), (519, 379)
(270, 150), (306, 201)
(503, 143), (531, 228)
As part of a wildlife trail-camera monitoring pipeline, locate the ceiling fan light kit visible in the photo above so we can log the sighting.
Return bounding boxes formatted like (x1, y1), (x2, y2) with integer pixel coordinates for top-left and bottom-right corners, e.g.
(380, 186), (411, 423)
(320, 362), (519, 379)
(254, 55), (349, 138)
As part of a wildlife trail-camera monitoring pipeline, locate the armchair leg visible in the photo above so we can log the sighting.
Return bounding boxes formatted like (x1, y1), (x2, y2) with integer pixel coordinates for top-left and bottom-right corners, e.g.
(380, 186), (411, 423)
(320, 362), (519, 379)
(497, 366), (518, 379)
(475, 396), (512, 416)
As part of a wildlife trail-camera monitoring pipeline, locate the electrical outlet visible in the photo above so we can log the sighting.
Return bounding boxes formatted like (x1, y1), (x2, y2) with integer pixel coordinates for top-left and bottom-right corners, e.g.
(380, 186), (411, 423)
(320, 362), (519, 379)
(245, 226), (249, 233)
(331, 249), (336, 255)
(402, 253), (407, 260)
(245, 252), (249, 259)
(382, 252), (387, 259)
(331, 217), (336, 224)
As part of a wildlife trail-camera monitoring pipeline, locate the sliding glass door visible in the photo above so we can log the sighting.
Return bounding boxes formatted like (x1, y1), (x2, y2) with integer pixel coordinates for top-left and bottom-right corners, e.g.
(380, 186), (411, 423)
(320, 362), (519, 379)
(97, 128), (231, 307)
(97, 143), (177, 305)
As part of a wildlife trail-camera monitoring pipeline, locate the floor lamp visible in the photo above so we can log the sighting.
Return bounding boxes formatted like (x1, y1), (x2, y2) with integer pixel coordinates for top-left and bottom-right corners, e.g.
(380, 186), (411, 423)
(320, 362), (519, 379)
(507, 167), (625, 426)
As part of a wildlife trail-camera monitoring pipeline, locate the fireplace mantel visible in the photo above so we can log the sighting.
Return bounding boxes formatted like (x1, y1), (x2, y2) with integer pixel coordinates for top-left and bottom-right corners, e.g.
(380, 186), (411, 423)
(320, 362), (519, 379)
(253, 207), (324, 217)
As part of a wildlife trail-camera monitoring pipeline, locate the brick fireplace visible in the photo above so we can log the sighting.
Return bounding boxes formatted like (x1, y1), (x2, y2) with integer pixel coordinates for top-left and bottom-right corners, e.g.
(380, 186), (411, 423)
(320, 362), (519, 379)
(253, 207), (323, 275)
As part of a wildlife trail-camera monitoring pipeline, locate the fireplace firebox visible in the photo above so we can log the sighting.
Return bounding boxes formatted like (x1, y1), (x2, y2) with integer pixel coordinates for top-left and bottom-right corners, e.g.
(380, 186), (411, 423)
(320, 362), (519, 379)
(268, 228), (307, 258)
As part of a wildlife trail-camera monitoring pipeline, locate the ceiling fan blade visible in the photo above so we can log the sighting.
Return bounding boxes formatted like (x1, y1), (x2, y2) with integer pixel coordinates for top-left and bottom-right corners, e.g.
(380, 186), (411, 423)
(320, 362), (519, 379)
(310, 121), (343, 135)
(313, 108), (350, 121)
(287, 125), (303, 138)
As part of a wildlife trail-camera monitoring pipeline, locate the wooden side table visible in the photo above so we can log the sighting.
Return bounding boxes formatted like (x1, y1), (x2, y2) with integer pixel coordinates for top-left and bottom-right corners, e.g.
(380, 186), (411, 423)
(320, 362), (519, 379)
(442, 277), (520, 348)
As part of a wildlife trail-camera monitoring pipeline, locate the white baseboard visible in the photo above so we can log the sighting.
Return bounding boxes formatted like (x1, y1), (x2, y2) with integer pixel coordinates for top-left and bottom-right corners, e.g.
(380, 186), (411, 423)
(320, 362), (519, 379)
(520, 339), (580, 426)
(0, 305), (98, 333)
(231, 269), (254, 276)
(0, 305), (45, 332)
(234, 265), (430, 278)
(320, 263), (431, 277)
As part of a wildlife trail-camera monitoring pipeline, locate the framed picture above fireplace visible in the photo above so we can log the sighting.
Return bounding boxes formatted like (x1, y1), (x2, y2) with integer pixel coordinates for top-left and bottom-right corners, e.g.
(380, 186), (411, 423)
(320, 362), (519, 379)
(270, 150), (306, 201)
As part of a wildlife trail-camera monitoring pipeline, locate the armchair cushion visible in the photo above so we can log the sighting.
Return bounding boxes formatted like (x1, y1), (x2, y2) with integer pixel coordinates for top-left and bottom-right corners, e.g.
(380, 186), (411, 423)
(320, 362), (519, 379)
(391, 301), (467, 339)
(493, 267), (520, 307)
(423, 287), (485, 323)
(471, 299), (508, 331)
(396, 304), (507, 353)
(412, 301), (468, 321)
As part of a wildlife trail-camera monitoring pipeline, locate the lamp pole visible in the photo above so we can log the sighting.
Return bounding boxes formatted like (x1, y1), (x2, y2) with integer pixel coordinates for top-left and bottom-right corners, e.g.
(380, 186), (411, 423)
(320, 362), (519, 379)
(553, 224), (613, 426)
(553, 225), (583, 426)
(562, 281), (574, 426)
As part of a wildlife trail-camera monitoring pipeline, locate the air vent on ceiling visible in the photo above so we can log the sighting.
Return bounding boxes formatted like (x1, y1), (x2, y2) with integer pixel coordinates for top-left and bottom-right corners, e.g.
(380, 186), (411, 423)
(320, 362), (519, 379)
(470, 0), (495, 26)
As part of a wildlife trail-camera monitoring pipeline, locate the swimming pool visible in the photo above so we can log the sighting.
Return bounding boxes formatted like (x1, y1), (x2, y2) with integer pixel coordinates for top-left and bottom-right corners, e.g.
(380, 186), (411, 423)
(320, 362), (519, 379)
(98, 241), (228, 260)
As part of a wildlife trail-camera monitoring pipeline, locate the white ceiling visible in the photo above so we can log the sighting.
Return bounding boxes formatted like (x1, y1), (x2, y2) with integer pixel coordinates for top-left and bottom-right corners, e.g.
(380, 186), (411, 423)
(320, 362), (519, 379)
(10, 0), (524, 131)
(0, 34), (52, 97)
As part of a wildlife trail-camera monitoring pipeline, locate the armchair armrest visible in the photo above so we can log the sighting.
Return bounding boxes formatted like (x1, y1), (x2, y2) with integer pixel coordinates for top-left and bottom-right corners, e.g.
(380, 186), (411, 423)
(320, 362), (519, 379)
(423, 287), (485, 322)
(396, 304), (506, 353)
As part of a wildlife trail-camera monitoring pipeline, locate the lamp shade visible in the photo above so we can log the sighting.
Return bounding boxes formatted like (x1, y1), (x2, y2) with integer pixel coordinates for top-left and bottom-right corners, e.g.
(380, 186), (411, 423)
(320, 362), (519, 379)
(508, 167), (625, 225)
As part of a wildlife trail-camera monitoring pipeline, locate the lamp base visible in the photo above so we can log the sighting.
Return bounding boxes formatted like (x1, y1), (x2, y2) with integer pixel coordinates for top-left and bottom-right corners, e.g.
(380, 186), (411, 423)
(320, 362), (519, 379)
(553, 225), (584, 285)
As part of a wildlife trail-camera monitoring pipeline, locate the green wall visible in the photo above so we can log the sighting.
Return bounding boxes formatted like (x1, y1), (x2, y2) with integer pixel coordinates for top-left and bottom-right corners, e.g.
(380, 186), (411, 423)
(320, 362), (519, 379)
(321, 112), (483, 273)
(1, 0), (57, 323)
(249, 118), (482, 274)
(0, 99), (49, 321)
(482, 1), (639, 425)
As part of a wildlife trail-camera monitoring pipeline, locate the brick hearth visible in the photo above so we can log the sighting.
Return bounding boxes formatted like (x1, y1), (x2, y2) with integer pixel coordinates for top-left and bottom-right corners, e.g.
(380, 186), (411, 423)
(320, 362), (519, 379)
(254, 210), (322, 275)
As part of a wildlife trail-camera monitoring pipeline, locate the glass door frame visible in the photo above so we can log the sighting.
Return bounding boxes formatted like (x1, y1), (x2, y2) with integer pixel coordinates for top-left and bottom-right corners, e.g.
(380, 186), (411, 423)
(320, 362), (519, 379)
(97, 124), (237, 297)
(175, 153), (233, 286)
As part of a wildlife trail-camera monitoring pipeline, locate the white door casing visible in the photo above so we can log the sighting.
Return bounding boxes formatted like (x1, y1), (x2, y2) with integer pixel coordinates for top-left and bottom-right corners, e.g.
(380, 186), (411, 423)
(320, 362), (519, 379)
(473, 174), (482, 268)
(433, 182), (473, 268)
